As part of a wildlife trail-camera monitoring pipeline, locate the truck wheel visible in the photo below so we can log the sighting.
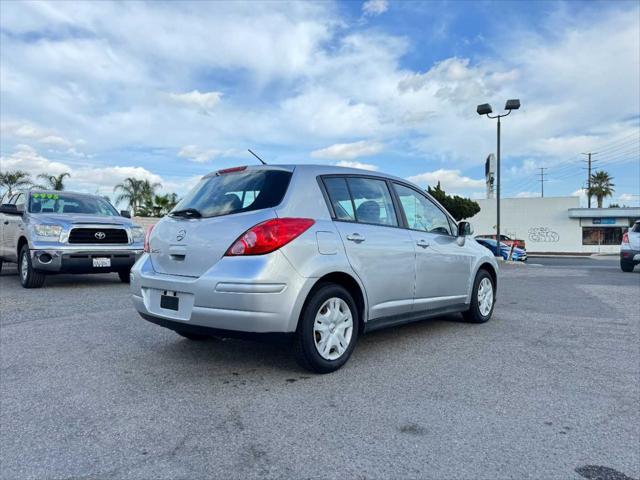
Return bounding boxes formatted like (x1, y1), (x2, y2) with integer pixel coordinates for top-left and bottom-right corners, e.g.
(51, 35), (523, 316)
(462, 269), (495, 323)
(620, 259), (635, 272)
(294, 283), (359, 374)
(118, 270), (131, 283)
(18, 246), (46, 288)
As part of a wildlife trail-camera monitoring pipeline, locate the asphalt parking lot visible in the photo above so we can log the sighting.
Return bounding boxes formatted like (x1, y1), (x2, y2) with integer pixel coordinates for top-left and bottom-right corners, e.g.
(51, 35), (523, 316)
(1, 258), (638, 480)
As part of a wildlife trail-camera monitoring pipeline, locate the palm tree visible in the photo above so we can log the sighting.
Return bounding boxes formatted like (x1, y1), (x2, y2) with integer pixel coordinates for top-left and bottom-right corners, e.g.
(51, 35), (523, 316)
(114, 178), (145, 213)
(151, 193), (180, 216)
(0, 170), (33, 197)
(588, 170), (615, 208)
(38, 172), (70, 191)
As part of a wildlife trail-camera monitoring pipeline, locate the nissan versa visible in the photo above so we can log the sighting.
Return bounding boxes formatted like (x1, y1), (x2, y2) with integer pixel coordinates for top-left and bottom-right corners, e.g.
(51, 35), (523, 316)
(131, 165), (499, 373)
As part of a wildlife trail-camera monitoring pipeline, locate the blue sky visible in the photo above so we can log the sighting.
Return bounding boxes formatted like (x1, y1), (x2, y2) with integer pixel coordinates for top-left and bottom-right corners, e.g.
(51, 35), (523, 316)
(1, 0), (638, 206)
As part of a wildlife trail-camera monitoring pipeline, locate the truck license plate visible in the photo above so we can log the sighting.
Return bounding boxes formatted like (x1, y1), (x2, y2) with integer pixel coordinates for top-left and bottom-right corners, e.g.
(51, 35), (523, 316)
(92, 257), (111, 268)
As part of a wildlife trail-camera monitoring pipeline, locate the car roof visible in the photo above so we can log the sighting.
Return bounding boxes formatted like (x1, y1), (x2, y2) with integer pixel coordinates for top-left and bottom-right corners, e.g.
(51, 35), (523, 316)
(203, 163), (415, 187)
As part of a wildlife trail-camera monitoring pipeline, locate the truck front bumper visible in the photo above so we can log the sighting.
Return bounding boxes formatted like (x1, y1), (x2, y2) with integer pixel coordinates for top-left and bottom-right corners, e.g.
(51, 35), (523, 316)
(30, 244), (144, 273)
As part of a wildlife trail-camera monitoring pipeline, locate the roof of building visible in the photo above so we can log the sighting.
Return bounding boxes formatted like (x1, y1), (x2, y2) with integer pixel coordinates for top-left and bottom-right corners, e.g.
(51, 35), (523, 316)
(568, 207), (640, 218)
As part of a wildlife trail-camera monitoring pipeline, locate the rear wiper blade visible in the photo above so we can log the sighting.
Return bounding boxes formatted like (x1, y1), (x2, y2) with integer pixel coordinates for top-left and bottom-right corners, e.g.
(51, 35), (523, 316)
(170, 208), (202, 218)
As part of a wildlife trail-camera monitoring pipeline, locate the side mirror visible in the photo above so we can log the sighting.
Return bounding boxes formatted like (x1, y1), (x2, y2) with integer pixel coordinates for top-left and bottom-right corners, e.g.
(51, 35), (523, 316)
(457, 221), (473, 237)
(120, 210), (131, 218)
(0, 204), (20, 215)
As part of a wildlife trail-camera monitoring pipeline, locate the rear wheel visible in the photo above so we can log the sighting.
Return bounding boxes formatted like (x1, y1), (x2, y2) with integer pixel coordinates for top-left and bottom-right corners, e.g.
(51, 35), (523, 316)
(18, 245), (46, 288)
(117, 269), (131, 283)
(294, 284), (359, 373)
(462, 270), (495, 323)
(620, 259), (635, 272)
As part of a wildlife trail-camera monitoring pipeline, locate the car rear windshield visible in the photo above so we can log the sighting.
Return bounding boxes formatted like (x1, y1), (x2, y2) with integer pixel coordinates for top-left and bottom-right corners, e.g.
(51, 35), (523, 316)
(172, 169), (292, 218)
(29, 192), (119, 216)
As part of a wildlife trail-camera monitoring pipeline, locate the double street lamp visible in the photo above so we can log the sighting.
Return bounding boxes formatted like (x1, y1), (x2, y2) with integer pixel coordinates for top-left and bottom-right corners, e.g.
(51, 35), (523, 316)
(477, 99), (521, 258)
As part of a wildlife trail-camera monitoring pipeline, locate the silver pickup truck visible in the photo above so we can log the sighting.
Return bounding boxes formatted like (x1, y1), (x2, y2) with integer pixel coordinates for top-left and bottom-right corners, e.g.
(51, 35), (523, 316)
(0, 189), (144, 288)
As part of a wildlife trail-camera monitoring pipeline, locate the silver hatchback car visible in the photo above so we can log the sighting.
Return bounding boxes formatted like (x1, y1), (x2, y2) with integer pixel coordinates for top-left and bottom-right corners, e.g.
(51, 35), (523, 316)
(131, 165), (498, 372)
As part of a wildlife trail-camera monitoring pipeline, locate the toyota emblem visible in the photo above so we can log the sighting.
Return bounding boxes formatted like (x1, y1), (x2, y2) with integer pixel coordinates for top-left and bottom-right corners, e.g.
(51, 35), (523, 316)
(176, 229), (186, 241)
(94, 231), (106, 240)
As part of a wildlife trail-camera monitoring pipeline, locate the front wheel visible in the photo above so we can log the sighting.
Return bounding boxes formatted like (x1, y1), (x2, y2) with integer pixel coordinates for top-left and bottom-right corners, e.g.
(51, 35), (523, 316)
(462, 270), (495, 323)
(118, 269), (131, 283)
(620, 259), (635, 272)
(18, 246), (46, 288)
(294, 284), (359, 373)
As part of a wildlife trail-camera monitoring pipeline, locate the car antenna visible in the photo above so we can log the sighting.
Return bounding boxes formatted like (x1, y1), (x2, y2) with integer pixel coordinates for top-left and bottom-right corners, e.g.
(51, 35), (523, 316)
(247, 149), (267, 165)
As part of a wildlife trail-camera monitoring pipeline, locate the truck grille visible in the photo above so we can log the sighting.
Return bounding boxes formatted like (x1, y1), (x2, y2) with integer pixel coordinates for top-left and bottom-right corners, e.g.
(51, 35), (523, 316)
(68, 228), (129, 244)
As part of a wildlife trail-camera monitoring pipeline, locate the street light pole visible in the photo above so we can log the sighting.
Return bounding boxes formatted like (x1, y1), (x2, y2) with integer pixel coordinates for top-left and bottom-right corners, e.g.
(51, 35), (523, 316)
(477, 99), (520, 258)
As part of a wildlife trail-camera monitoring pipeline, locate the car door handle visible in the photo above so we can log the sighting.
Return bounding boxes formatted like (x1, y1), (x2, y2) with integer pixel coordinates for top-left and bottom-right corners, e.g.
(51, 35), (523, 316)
(3, 221), (8, 225)
(346, 233), (365, 243)
(416, 239), (430, 248)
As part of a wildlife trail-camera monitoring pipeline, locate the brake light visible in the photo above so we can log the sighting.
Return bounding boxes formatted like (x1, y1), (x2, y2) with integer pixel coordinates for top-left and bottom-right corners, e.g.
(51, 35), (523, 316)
(144, 224), (155, 253)
(216, 166), (247, 175)
(225, 218), (315, 256)
(622, 232), (629, 244)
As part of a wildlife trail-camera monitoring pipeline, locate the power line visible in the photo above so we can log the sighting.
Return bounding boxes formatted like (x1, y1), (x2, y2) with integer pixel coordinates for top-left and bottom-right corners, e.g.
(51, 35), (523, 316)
(538, 167), (548, 197)
(581, 152), (597, 208)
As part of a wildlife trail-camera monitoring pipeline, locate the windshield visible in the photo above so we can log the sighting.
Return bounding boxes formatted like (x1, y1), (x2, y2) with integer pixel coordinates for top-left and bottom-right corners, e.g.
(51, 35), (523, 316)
(172, 169), (292, 218)
(28, 192), (119, 216)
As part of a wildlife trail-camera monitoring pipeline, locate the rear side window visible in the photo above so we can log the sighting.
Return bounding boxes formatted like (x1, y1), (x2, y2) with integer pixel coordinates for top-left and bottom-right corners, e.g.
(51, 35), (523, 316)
(323, 176), (398, 227)
(173, 170), (292, 218)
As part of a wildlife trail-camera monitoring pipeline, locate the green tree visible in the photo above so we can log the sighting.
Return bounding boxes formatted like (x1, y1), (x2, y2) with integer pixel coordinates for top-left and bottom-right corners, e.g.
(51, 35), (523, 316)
(114, 178), (146, 213)
(427, 182), (481, 221)
(150, 193), (179, 216)
(37, 172), (70, 191)
(588, 170), (615, 208)
(0, 170), (33, 198)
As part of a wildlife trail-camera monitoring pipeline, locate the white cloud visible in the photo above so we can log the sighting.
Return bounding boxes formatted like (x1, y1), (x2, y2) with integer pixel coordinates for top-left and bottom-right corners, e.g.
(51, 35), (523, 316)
(407, 169), (485, 191)
(311, 140), (383, 160)
(335, 160), (379, 171)
(362, 0), (388, 16)
(178, 145), (221, 163)
(1, 121), (73, 148)
(618, 193), (640, 206)
(168, 90), (223, 113)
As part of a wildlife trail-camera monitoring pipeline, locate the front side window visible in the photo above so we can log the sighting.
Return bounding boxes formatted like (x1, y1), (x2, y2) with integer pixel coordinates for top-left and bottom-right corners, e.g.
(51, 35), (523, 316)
(14, 193), (26, 211)
(173, 169), (291, 218)
(29, 193), (119, 216)
(393, 184), (453, 235)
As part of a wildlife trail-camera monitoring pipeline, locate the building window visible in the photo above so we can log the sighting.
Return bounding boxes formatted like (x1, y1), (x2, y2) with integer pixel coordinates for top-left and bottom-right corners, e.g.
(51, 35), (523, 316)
(582, 227), (623, 245)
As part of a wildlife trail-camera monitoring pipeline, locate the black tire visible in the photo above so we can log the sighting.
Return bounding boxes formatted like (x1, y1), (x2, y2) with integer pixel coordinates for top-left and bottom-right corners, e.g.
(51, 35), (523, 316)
(620, 259), (635, 272)
(462, 269), (495, 323)
(294, 283), (359, 374)
(18, 245), (46, 288)
(118, 269), (131, 283)
(174, 329), (210, 341)
(0, 258), (3, 273)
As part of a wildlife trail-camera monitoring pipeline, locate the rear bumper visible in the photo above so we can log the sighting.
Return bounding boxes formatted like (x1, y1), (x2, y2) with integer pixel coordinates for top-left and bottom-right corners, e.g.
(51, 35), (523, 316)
(130, 252), (314, 334)
(620, 248), (640, 264)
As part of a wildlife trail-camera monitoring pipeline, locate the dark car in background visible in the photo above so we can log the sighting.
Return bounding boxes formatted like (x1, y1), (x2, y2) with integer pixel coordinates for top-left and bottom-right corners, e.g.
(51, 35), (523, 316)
(476, 233), (526, 250)
(476, 237), (527, 262)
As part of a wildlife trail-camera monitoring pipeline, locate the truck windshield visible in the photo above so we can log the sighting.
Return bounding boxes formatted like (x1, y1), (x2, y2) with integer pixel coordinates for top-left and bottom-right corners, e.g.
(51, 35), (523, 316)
(171, 169), (292, 218)
(28, 193), (119, 216)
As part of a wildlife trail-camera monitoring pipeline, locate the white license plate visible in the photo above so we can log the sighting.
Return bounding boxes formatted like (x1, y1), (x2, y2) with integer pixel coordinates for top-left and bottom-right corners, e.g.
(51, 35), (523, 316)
(92, 257), (111, 268)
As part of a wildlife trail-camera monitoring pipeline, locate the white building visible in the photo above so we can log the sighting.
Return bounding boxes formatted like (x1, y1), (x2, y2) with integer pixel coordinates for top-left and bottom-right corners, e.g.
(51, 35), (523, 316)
(469, 196), (640, 254)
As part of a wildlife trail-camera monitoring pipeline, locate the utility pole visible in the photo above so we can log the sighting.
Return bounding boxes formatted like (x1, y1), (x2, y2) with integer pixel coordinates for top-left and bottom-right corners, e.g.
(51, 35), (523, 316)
(581, 152), (597, 208)
(538, 167), (548, 197)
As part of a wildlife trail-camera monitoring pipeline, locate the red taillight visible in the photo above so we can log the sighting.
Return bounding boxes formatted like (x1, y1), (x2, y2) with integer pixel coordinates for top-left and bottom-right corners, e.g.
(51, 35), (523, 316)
(143, 224), (155, 253)
(217, 166), (247, 175)
(225, 218), (315, 256)
(622, 232), (629, 244)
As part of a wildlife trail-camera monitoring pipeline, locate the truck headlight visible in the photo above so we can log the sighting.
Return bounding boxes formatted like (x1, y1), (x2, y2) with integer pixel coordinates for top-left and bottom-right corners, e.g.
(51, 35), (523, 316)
(131, 226), (145, 243)
(33, 224), (63, 237)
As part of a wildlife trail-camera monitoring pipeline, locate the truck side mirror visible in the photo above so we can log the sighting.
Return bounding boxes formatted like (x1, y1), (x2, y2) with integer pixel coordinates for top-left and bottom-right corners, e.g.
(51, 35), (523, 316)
(0, 204), (20, 215)
(120, 210), (131, 218)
